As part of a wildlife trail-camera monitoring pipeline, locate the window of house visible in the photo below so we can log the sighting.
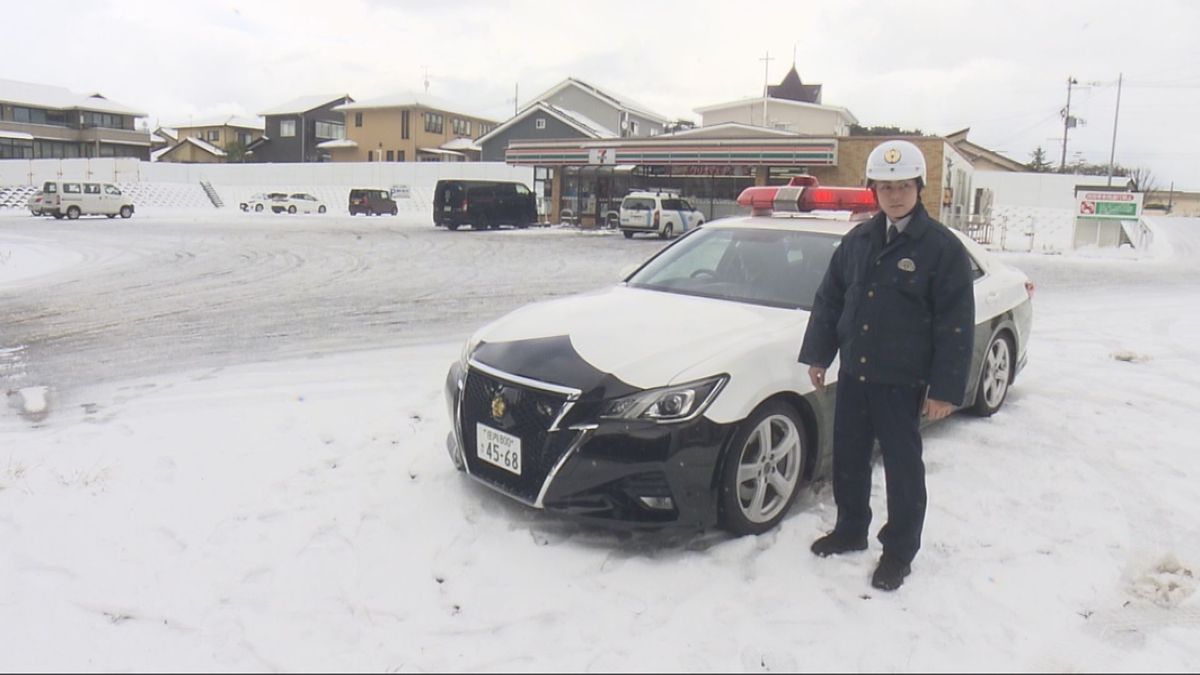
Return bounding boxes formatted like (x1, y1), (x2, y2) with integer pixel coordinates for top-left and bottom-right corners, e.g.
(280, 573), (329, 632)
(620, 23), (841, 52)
(239, 132), (252, 146)
(396, 150), (405, 162)
(355, 112), (363, 128)
(315, 121), (343, 139)
(386, 150), (394, 161)
(424, 112), (444, 134)
(207, 130), (220, 142)
(280, 120), (296, 137)
(367, 150), (374, 162)
(453, 118), (470, 136)
(535, 118), (546, 130)
(630, 120), (639, 135)
(402, 110), (410, 139)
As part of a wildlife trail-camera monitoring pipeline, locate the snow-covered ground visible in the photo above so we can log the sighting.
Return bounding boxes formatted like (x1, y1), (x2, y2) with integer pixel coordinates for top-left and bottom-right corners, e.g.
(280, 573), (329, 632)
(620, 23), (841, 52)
(1, 214), (1198, 671)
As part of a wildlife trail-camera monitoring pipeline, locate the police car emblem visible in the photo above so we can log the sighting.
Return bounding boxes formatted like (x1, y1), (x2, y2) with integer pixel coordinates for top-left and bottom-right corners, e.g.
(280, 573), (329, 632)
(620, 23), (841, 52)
(884, 148), (902, 164)
(491, 393), (507, 421)
(898, 258), (917, 272)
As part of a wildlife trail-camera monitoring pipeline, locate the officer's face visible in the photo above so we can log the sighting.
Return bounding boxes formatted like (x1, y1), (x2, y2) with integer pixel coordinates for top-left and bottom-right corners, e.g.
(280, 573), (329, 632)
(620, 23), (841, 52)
(874, 180), (919, 221)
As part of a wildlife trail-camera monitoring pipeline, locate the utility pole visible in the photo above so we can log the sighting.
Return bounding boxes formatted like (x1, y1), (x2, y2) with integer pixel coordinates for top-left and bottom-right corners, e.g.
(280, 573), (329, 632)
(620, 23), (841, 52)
(423, 66), (430, 94)
(759, 51), (773, 127)
(1106, 73), (1124, 187)
(1060, 76), (1078, 171)
(514, 83), (518, 116)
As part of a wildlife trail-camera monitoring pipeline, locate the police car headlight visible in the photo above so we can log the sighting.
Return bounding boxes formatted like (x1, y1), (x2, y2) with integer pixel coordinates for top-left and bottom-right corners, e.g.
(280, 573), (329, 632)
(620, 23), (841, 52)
(599, 375), (728, 423)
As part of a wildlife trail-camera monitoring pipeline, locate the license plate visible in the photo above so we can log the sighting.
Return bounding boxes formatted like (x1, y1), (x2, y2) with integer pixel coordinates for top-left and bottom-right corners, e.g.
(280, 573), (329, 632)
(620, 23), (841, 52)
(476, 423), (522, 475)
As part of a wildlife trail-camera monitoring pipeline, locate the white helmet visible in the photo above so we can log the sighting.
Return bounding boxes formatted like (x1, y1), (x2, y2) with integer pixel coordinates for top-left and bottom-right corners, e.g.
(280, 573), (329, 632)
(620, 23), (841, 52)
(865, 140), (926, 187)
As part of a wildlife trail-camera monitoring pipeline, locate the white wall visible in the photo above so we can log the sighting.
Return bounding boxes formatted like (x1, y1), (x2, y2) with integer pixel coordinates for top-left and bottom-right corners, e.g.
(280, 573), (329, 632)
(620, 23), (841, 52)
(701, 101), (849, 136)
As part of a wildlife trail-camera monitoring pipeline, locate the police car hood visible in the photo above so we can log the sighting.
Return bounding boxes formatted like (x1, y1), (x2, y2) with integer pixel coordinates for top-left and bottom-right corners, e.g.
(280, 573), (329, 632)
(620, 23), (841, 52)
(469, 285), (809, 395)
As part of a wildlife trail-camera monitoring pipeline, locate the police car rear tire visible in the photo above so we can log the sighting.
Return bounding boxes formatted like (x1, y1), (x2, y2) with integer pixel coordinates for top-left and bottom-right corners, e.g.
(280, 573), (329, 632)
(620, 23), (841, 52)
(659, 223), (673, 240)
(969, 332), (1013, 417)
(718, 401), (807, 536)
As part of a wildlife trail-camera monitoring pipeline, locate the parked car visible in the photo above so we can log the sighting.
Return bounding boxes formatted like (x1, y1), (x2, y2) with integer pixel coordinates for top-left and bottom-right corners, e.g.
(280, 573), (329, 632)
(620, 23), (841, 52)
(27, 190), (45, 216)
(38, 180), (135, 220)
(240, 192), (286, 213)
(433, 179), (537, 231)
(274, 193), (326, 214)
(619, 190), (705, 239)
(444, 178), (1034, 535)
(349, 188), (398, 216)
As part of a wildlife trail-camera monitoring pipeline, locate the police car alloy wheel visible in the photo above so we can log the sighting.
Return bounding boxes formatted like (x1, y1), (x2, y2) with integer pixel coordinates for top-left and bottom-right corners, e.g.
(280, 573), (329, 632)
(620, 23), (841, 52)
(970, 333), (1013, 417)
(718, 401), (807, 535)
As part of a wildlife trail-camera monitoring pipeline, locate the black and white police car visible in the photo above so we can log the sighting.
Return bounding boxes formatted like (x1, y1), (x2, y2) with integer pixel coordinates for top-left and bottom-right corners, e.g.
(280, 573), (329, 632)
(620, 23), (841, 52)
(444, 178), (1034, 535)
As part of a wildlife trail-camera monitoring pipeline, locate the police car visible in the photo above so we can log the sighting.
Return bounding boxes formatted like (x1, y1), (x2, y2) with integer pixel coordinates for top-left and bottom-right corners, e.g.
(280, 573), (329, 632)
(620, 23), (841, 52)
(618, 190), (705, 239)
(444, 177), (1034, 534)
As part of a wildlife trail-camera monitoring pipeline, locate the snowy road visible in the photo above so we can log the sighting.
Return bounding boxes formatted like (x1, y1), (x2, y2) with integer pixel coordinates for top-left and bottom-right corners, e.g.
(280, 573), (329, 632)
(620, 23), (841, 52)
(1, 212), (1199, 671)
(0, 212), (657, 406)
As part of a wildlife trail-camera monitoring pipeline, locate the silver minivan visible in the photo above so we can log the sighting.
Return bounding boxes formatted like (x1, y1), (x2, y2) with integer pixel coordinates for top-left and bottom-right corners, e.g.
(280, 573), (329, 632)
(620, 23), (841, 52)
(40, 180), (136, 220)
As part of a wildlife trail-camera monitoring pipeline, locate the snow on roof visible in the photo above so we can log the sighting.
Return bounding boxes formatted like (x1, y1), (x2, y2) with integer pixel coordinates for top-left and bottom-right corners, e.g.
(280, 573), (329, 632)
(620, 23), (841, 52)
(0, 130), (35, 141)
(440, 137), (480, 152)
(172, 136), (227, 157)
(418, 147), (464, 157)
(315, 139), (358, 149)
(335, 93), (496, 121)
(526, 77), (668, 124)
(662, 122), (801, 139)
(0, 78), (146, 116)
(259, 94), (351, 116)
(548, 103), (616, 138)
(694, 95), (859, 124)
(166, 115), (265, 131)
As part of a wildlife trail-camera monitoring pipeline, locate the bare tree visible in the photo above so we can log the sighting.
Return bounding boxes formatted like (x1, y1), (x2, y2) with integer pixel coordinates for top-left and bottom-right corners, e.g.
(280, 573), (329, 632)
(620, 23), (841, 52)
(1126, 167), (1159, 194)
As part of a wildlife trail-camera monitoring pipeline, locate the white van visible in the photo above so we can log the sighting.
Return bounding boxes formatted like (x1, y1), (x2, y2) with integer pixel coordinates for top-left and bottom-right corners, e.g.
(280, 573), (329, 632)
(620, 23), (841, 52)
(40, 180), (136, 220)
(618, 190), (705, 239)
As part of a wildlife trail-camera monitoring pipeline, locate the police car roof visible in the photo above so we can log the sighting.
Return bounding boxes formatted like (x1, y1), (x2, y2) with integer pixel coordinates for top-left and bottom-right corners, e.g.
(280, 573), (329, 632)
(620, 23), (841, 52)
(703, 213), (861, 236)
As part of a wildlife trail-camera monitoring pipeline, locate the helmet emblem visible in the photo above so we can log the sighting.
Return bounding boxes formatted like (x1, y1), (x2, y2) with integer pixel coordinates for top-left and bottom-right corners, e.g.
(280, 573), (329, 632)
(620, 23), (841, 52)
(884, 148), (902, 164)
(491, 393), (507, 421)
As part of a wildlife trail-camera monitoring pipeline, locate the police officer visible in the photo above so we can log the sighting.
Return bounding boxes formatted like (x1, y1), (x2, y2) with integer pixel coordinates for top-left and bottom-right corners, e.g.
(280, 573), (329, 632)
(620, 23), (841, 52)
(798, 139), (975, 591)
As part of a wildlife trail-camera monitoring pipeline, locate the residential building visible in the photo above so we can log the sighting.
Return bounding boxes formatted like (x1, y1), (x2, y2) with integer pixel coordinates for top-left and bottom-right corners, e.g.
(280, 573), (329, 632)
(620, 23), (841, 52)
(477, 77), (669, 162)
(945, 128), (1027, 172)
(326, 93), (498, 163)
(247, 94), (353, 163)
(694, 65), (857, 136)
(156, 115), (265, 163)
(0, 78), (150, 160)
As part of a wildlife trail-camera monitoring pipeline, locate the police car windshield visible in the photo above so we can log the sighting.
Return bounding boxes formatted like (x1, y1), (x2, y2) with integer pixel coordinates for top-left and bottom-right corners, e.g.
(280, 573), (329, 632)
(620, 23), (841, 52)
(626, 227), (840, 310)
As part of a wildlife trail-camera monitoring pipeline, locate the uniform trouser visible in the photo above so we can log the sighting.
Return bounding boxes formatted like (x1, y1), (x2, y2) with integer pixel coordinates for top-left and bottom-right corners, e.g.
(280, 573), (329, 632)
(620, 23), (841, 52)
(831, 377), (927, 564)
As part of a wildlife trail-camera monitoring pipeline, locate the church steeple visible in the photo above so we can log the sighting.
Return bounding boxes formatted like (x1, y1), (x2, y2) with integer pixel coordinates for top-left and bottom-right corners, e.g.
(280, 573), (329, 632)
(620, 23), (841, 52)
(768, 65), (822, 104)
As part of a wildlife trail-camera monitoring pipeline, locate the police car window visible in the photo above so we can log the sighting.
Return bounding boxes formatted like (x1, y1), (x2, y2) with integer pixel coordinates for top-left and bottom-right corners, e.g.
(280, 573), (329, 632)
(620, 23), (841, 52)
(968, 254), (984, 280)
(660, 199), (683, 210)
(84, 184), (101, 194)
(43, 182), (58, 193)
(622, 198), (655, 211)
(104, 185), (121, 195)
(515, 184), (530, 195)
(627, 227), (841, 310)
(64, 183), (81, 194)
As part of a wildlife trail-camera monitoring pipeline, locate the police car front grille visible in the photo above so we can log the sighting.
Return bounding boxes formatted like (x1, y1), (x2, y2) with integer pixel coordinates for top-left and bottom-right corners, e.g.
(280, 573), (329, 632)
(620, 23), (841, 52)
(461, 367), (574, 503)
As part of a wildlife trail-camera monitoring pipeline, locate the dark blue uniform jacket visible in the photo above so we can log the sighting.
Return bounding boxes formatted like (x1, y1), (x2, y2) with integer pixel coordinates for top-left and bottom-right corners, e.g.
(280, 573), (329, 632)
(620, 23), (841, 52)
(799, 202), (976, 405)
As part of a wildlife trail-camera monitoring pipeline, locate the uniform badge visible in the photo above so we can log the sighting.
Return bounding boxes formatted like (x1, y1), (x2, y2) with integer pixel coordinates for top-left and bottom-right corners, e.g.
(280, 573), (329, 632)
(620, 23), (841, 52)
(491, 393), (507, 421)
(898, 258), (916, 272)
(884, 148), (902, 164)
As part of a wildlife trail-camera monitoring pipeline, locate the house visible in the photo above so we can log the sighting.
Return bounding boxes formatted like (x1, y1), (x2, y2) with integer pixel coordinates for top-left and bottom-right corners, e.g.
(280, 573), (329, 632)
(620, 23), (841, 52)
(944, 128), (1027, 172)
(0, 78), (150, 160)
(694, 65), (857, 136)
(247, 94), (353, 163)
(477, 77), (668, 162)
(326, 93), (498, 162)
(156, 115), (265, 163)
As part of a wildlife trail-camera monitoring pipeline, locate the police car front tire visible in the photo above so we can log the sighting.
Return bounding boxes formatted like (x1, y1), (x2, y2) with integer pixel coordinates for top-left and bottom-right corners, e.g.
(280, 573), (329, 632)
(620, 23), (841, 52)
(719, 401), (807, 535)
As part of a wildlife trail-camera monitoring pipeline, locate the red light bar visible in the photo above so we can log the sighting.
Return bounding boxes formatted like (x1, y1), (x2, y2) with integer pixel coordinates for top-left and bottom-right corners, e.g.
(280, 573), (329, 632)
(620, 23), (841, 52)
(737, 181), (877, 216)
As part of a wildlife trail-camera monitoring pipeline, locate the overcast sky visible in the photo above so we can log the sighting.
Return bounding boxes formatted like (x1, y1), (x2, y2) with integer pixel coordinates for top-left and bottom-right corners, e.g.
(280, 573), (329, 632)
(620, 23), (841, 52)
(5, 0), (1198, 190)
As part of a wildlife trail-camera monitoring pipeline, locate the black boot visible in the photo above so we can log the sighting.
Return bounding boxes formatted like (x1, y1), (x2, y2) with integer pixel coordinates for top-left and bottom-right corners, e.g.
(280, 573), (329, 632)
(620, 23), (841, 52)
(871, 555), (912, 591)
(810, 531), (868, 557)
